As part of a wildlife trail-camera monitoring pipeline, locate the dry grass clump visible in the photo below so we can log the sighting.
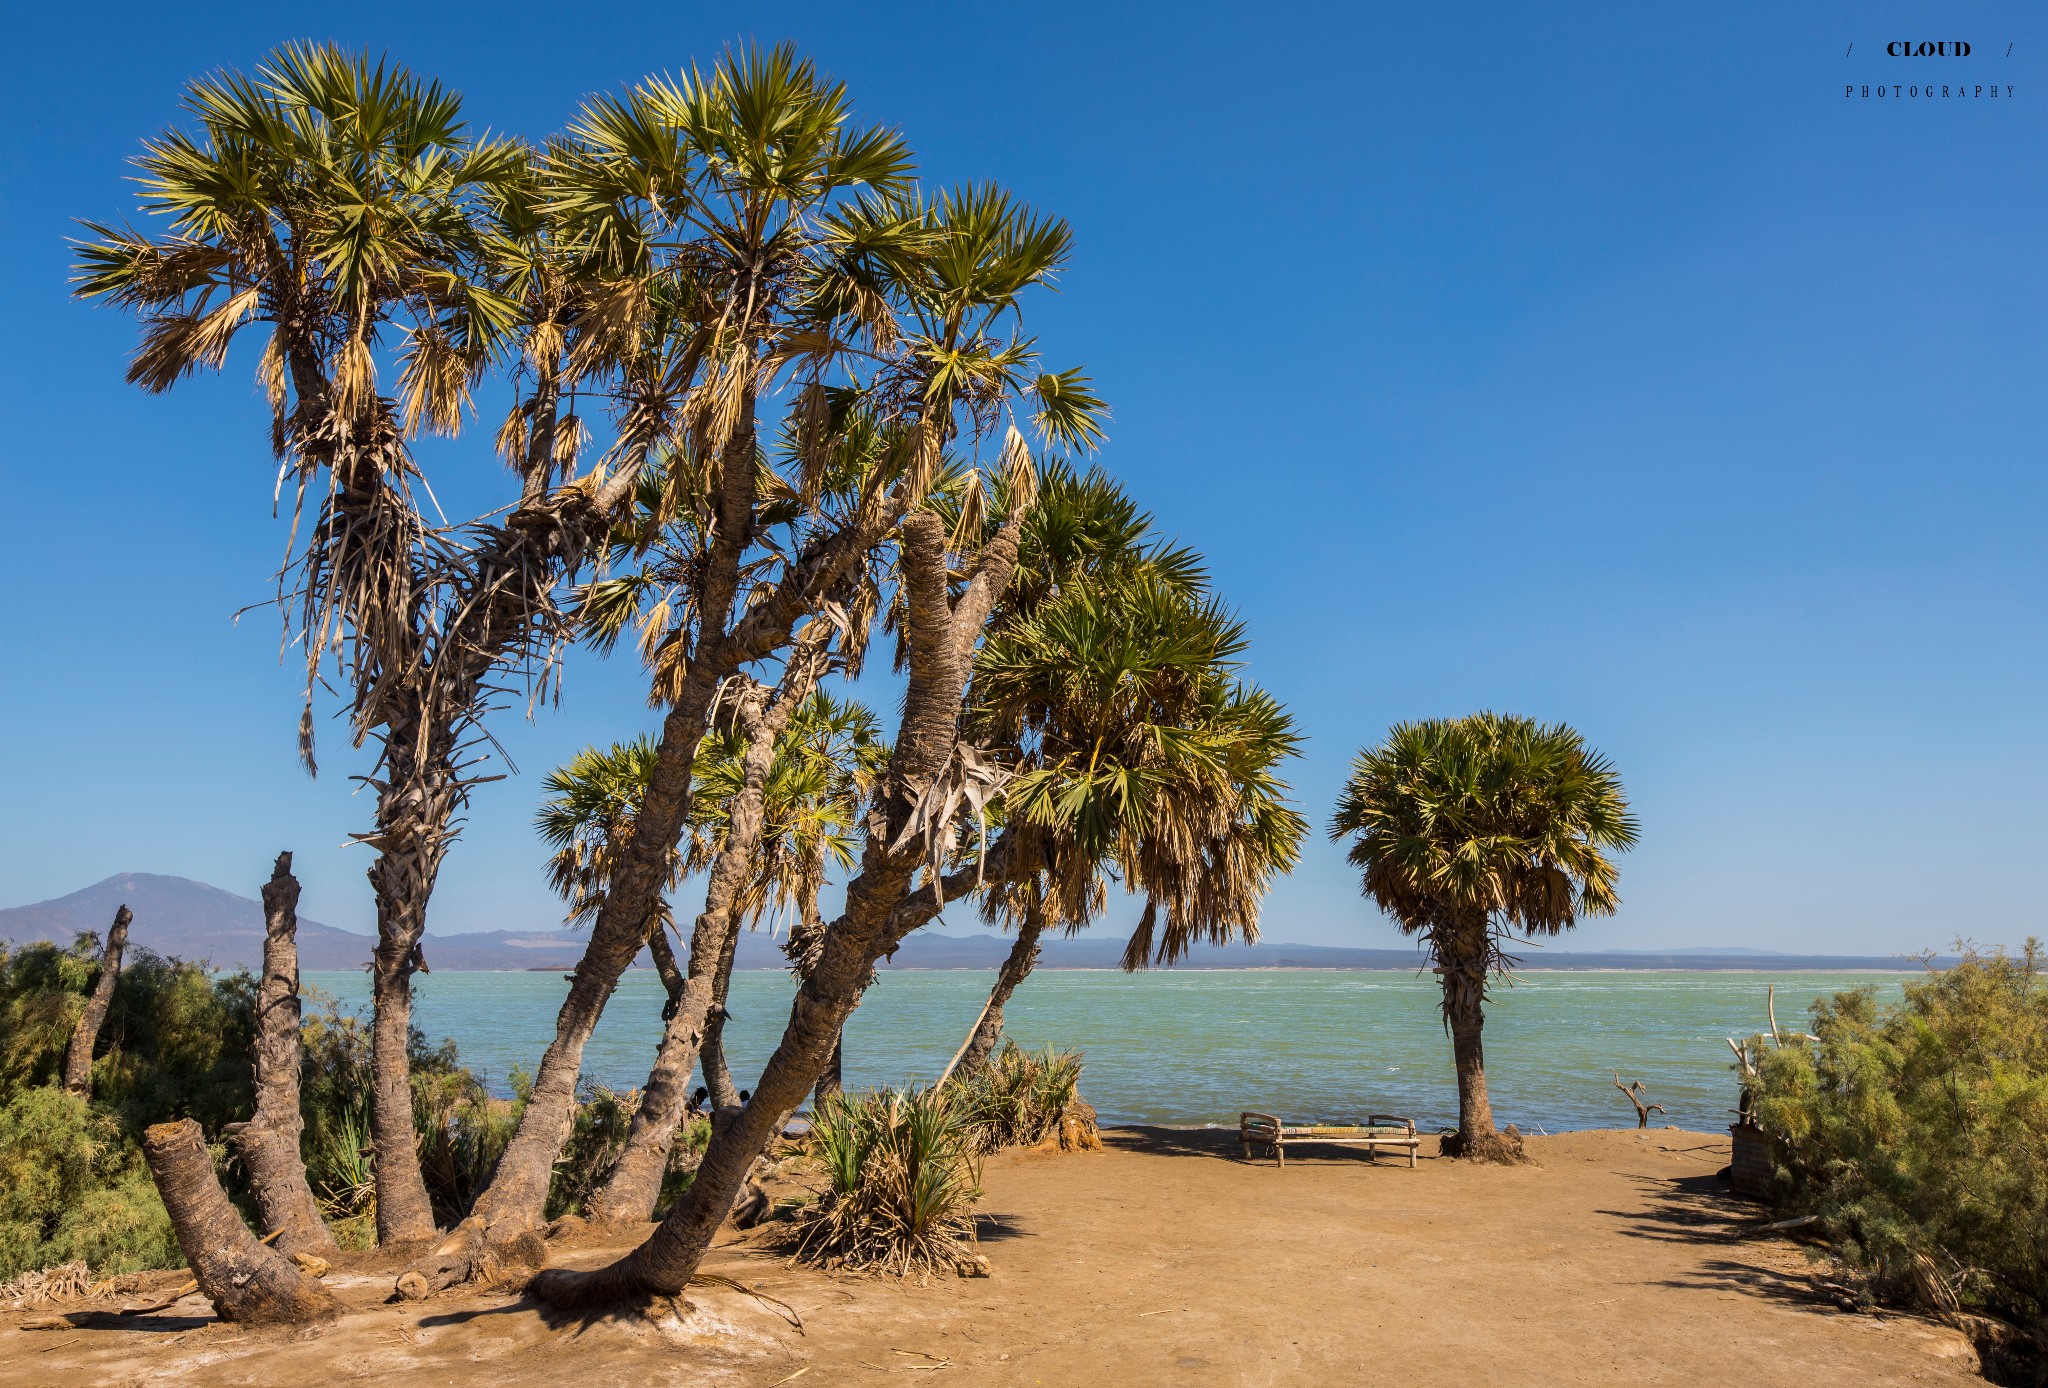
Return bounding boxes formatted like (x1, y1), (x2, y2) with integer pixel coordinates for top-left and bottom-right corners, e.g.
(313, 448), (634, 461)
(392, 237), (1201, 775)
(954, 1043), (1101, 1154)
(786, 1087), (982, 1277)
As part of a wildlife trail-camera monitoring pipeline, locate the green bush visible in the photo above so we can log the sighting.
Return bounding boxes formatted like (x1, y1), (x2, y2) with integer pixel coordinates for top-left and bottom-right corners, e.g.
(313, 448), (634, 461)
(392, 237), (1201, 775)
(0, 937), (255, 1134)
(952, 1043), (1101, 1154)
(1753, 943), (2048, 1334)
(0, 1086), (177, 1279)
(788, 1086), (981, 1276)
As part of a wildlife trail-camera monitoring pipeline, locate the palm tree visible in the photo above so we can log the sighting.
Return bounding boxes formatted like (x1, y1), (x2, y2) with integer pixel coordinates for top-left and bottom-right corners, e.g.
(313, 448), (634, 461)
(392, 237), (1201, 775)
(1330, 714), (1637, 1162)
(524, 46), (1106, 1302)
(941, 469), (1306, 1078)
(73, 46), (634, 1242)
(530, 691), (883, 1224)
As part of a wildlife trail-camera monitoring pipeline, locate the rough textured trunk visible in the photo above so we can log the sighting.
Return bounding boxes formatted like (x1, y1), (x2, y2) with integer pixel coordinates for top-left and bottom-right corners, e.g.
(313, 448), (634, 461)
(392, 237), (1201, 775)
(585, 668), (803, 1226)
(62, 905), (130, 1097)
(225, 854), (336, 1255)
(787, 868), (846, 1106)
(1434, 912), (1522, 1164)
(1446, 991), (1497, 1140)
(469, 407), (761, 1239)
(529, 508), (1027, 1307)
(699, 921), (745, 1109)
(142, 1119), (342, 1325)
(365, 725), (457, 1244)
(814, 1034), (843, 1104)
(947, 913), (1043, 1083)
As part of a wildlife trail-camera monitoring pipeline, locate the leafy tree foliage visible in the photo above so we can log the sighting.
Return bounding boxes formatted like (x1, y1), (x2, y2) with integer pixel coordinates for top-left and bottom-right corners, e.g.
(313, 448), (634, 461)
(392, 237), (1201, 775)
(1754, 944), (2048, 1336)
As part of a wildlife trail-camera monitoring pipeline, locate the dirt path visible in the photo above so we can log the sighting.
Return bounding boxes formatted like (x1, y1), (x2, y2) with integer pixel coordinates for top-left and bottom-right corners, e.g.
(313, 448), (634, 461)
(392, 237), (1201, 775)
(1, 1129), (1987, 1386)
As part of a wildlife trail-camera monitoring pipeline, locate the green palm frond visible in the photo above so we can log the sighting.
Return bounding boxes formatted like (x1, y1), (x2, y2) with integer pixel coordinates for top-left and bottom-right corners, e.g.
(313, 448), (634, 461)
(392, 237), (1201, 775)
(1329, 714), (1637, 972)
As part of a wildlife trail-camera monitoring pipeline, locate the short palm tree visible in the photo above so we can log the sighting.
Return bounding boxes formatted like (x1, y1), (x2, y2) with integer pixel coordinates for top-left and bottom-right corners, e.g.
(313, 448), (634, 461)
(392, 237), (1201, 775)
(1330, 714), (1637, 1161)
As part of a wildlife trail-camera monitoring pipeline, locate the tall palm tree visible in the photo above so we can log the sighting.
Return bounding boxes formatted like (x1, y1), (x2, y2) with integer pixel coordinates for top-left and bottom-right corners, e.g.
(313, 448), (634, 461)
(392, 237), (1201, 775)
(1330, 714), (1637, 1162)
(73, 46), (633, 1242)
(468, 44), (1081, 1235)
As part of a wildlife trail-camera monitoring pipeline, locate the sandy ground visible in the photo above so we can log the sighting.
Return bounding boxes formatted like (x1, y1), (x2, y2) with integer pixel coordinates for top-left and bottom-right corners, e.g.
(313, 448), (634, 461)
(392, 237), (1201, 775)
(1, 1128), (1991, 1387)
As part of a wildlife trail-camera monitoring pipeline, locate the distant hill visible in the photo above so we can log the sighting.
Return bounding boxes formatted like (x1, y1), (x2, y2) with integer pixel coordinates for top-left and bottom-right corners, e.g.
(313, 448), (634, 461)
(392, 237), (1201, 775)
(1, 874), (1935, 974)
(0, 873), (661, 973)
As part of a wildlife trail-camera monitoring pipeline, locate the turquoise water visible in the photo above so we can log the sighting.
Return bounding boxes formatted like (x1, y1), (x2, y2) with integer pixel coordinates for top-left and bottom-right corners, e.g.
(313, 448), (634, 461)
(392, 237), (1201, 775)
(302, 968), (1907, 1134)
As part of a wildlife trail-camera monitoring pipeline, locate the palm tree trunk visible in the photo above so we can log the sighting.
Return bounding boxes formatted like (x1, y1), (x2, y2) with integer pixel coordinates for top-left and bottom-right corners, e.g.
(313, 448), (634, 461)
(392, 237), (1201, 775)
(364, 727), (458, 1244)
(814, 1035), (843, 1103)
(699, 921), (744, 1109)
(583, 668), (799, 1226)
(1445, 988), (1497, 1139)
(1434, 912), (1521, 1163)
(785, 855), (846, 1106)
(466, 407), (759, 1238)
(943, 912), (1043, 1084)
(529, 508), (1027, 1306)
(62, 905), (130, 1097)
(225, 853), (336, 1255)
(142, 1119), (342, 1325)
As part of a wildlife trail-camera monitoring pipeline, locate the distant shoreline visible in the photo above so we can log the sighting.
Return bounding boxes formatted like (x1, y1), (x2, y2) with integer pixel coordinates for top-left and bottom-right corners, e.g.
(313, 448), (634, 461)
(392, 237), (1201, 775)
(334, 962), (1931, 977)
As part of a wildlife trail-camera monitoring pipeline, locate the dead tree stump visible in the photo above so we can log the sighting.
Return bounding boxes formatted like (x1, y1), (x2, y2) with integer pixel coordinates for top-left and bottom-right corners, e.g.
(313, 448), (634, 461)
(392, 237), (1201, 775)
(226, 852), (337, 1255)
(62, 905), (130, 1097)
(141, 1119), (342, 1325)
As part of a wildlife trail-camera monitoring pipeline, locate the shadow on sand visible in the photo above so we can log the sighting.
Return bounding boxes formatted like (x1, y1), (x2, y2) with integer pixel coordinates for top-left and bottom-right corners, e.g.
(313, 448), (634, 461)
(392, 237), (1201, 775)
(1596, 1169), (1848, 1314)
(1104, 1123), (1445, 1167)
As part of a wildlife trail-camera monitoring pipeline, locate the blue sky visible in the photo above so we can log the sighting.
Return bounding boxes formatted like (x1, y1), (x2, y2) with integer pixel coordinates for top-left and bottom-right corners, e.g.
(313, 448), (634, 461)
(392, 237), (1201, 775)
(1, 3), (2041, 955)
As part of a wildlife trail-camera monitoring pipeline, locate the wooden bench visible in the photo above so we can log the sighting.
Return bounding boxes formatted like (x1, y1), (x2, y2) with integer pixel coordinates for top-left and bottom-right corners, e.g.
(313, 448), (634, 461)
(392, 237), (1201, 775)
(1239, 1112), (1420, 1168)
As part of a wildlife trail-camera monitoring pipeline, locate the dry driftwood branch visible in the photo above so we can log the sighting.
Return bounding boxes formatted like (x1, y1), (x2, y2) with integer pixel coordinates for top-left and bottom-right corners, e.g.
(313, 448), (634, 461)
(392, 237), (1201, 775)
(140, 1119), (341, 1325)
(63, 905), (131, 1097)
(1612, 1074), (1667, 1129)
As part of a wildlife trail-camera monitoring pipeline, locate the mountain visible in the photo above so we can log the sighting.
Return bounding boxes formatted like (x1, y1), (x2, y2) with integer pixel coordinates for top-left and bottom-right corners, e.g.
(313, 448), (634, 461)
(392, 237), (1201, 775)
(0, 873), (662, 973)
(1, 875), (1936, 974)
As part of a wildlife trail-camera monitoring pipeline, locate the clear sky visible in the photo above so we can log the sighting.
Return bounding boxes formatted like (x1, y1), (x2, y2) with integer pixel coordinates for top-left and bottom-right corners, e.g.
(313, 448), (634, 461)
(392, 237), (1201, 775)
(1, 3), (2041, 955)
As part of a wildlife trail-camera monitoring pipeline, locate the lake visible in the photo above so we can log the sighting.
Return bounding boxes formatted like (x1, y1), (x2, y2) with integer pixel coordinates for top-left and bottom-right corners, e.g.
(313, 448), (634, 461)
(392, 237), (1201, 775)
(301, 967), (1909, 1134)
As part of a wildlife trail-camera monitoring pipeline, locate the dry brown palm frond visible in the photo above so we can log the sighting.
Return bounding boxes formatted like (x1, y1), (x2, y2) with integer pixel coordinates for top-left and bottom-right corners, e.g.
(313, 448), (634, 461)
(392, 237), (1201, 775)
(889, 744), (1012, 907)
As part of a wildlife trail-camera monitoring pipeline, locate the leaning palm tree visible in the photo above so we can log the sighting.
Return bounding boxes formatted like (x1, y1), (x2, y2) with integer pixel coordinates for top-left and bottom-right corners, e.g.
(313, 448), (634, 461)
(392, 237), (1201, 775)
(695, 692), (887, 1103)
(940, 470), (1305, 1078)
(527, 691), (884, 1225)
(1330, 714), (1637, 1162)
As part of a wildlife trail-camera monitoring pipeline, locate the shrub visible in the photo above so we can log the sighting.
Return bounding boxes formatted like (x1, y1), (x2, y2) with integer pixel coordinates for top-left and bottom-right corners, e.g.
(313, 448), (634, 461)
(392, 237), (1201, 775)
(1753, 942), (2048, 1336)
(543, 1083), (638, 1220)
(0, 1086), (178, 1279)
(0, 938), (254, 1133)
(787, 1087), (981, 1276)
(953, 1043), (1101, 1154)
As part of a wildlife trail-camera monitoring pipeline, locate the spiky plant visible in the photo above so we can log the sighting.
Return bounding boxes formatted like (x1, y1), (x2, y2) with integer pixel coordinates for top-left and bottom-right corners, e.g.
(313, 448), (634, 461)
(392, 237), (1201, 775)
(952, 1043), (1100, 1154)
(787, 1087), (981, 1277)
